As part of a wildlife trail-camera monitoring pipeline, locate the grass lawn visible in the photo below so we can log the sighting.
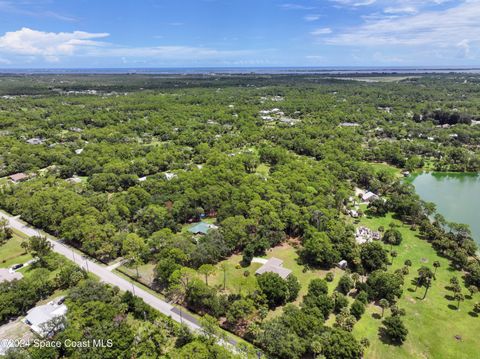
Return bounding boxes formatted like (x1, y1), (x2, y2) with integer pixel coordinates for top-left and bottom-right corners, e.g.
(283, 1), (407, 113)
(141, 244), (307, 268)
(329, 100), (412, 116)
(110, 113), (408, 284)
(369, 162), (402, 178)
(351, 212), (480, 359)
(118, 262), (156, 287)
(0, 233), (32, 269)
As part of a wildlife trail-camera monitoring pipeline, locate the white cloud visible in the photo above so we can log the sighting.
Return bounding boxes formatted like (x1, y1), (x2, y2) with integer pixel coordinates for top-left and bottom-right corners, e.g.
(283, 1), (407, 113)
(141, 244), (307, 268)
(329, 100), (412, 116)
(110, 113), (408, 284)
(304, 14), (321, 21)
(0, 28), (257, 64)
(325, 0), (480, 50)
(331, 0), (376, 7)
(0, 28), (109, 61)
(280, 3), (315, 10)
(384, 6), (418, 14)
(311, 27), (333, 36)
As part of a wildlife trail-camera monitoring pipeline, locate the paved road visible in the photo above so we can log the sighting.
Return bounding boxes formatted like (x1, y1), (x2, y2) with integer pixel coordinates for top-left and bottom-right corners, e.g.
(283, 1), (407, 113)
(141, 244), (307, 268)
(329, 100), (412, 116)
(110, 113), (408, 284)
(0, 212), (200, 331)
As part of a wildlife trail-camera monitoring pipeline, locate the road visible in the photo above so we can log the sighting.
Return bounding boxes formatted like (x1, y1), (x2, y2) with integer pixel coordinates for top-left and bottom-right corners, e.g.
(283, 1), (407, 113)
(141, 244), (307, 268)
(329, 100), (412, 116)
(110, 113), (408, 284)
(0, 212), (202, 330)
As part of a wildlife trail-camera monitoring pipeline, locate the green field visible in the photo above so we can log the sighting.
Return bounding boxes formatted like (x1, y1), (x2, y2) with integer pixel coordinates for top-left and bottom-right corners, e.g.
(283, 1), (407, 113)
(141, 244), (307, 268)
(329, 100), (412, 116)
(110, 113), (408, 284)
(0, 233), (32, 269)
(351, 213), (480, 359)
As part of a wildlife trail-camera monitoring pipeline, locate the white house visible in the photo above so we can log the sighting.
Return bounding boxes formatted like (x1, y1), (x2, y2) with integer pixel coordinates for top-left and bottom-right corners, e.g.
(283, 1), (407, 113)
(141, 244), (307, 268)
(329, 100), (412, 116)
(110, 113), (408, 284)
(23, 298), (67, 337)
(362, 191), (379, 203)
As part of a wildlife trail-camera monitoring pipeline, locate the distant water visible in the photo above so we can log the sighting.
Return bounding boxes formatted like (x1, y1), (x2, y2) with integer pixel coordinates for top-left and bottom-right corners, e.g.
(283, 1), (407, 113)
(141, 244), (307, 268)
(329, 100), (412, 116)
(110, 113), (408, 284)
(1, 67), (480, 75)
(411, 172), (480, 245)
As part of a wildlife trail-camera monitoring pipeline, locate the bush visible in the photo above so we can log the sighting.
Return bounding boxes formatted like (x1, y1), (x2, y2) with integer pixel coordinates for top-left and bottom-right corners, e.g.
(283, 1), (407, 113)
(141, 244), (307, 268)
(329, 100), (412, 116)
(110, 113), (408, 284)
(337, 274), (354, 295)
(350, 300), (366, 320)
(382, 316), (408, 344)
(326, 272), (335, 282)
(308, 278), (329, 296)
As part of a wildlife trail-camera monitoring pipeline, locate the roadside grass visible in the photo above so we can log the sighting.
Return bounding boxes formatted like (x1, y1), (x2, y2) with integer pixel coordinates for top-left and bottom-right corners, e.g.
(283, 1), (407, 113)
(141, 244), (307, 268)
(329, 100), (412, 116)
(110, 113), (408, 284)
(351, 212), (480, 359)
(118, 262), (156, 287)
(0, 233), (32, 269)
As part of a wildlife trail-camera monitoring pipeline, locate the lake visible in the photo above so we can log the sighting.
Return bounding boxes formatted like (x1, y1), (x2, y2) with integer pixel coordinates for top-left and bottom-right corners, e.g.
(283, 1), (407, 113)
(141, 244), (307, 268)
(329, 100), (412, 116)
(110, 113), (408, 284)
(410, 172), (480, 245)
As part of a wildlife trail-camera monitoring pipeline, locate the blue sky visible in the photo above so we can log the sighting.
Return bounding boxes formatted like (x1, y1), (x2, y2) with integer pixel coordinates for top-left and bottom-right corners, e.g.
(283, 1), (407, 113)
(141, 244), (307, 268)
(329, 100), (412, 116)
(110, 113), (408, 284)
(0, 0), (478, 68)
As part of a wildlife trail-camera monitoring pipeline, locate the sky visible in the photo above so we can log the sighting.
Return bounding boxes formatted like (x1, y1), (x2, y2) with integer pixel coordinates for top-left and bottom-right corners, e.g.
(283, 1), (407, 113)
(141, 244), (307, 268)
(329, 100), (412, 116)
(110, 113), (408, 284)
(0, 0), (478, 68)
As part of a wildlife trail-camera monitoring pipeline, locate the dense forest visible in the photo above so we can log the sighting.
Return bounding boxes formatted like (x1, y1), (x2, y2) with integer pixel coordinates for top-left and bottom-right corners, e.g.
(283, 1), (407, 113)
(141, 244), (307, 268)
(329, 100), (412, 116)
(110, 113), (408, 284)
(0, 74), (479, 358)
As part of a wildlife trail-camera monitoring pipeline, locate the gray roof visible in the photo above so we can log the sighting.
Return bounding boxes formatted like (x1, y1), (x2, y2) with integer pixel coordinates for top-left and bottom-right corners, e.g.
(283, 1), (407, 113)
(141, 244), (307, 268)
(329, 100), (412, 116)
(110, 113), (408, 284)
(0, 268), (23, 282)
(24, 298), (67, 337)
(255, 257), (292, 279)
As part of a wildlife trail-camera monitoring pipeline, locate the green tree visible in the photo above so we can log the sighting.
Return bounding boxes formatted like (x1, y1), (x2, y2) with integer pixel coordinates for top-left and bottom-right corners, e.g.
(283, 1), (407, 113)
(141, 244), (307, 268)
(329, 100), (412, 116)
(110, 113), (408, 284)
(360, 242), (388, 272)
(382, 316), (408, 344)
(338, 274), (354, 295)
(25, 236), (52, 265)
(433, 261), (441, 276)
(454, 293), (465, 310)
(382, 228), (403, 248)
(198, 264), (216, 286)
(379, 299), (389, 317)
(122, 233), (147, 278)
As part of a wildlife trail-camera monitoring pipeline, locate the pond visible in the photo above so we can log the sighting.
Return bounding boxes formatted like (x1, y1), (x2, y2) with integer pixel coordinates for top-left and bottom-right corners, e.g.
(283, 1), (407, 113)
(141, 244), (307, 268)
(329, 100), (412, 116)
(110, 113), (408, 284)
(410, 172), (480, 245)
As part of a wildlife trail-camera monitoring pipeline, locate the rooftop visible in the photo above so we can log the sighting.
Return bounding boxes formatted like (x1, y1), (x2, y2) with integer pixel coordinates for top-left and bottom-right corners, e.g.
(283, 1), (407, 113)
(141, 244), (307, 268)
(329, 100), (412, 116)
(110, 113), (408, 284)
(0, 268), (23, 282)
(188, 222), (218, 235)
(24, 298), (67, 337)
(255, 257), (292, 279)
(9, 173), (28, 182)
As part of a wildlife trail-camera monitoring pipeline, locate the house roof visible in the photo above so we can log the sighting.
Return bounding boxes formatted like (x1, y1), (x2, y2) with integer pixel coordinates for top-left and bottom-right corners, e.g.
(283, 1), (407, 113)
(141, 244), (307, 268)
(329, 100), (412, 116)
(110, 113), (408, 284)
(0, 268), (23, 282)
(24, 299), (67, 337)
(188, 222), (218, 235)
(9, 173), (28, 182)
(255, 257), (292, 279)
(362, 191), (378, 201)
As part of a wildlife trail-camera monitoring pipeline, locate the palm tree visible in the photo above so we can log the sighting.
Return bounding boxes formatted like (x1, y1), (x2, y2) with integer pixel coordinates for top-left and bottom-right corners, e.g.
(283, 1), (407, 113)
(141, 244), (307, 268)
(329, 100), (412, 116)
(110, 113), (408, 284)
(198, 264), (215, 286)
(468, 285), (478, 298)
(416, 266), (433, 292)
(311, 340), (322, 359)
(422, 277), (432, 300)
(220, 263), (227, 291)
(433, 261), (440, 277)
(390, 250), (397, 265)
(379, 299), (389, 317)
(454, 293), (465, 310)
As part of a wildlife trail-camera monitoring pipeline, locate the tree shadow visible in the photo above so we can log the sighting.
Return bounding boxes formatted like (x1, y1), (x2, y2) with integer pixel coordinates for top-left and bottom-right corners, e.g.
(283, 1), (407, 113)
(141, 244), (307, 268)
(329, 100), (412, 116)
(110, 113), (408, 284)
(468, 311), (478, 318)
(378, 327), (402, 346)
(371, 313), (382, 320)
(444, 294), (454, 301)
(447, 304), (458, 311)
(407, 288), (415, 293)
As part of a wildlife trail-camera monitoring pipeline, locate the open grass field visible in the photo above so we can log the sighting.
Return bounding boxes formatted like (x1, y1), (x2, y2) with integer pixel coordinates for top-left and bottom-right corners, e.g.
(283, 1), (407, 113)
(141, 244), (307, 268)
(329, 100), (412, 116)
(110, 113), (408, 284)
(351, 212), (480, 359)
(0, 233), (32, 269)
(369, 162), (402, 178)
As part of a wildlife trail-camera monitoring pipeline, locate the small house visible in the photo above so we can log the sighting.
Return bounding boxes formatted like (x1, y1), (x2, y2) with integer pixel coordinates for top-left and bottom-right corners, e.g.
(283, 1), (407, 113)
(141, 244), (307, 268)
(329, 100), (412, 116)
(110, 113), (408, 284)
(255, 257), (292, 279)
(26, 138), (44, 145)
(337, 260), (348, 270)
(362, 191), (379, 203)
(9, 173), (28, 183)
